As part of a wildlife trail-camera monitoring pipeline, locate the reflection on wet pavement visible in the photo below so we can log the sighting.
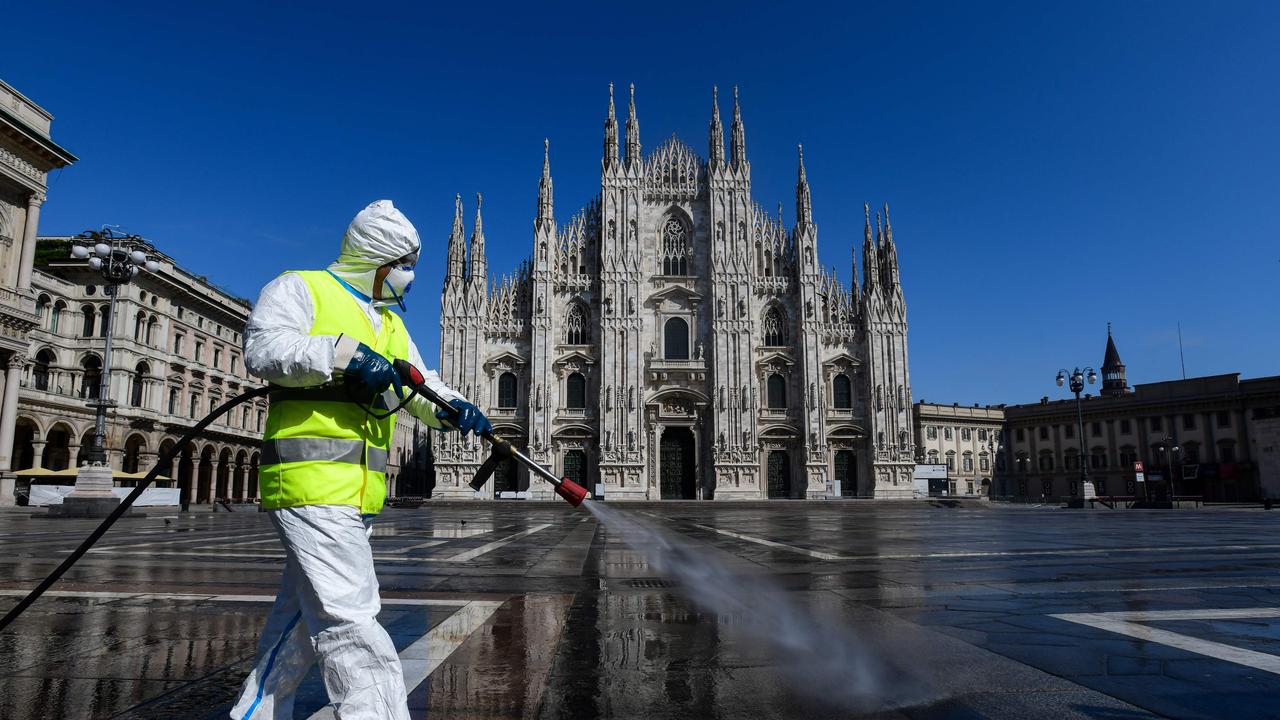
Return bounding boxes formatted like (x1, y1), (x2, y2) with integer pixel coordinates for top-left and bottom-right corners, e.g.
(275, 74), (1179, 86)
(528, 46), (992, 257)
(1, 502), (1278, 718)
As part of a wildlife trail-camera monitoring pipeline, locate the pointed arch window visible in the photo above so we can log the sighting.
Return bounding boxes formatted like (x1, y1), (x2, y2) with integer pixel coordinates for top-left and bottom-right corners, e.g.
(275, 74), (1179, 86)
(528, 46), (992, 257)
(565, 304), (589, 345)
(663, 317), (689, 360)
(498, 372), (518, 409)
(660, 216), (691, 276)
(566, 372), (586, 409)
(762, 306), (787, 346)
(767, 373), (787, 409)
(833, 373), (852, 409)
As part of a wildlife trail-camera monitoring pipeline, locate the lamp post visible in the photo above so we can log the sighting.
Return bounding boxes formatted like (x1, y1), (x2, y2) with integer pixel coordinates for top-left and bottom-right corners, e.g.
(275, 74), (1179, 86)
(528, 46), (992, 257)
(1056, 366), (1097, 506)
(1156, 435), (1181, 504)
(52, 228), (159, 518)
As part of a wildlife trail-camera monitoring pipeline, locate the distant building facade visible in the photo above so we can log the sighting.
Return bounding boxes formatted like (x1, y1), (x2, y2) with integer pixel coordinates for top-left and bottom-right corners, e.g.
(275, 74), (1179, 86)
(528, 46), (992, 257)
(7, 238), (268, 505)
(996, 331), (1280, 502)
(913, 403), (1005, 496)
(434, 86), (915, 501)
(0, 79), (76, 505)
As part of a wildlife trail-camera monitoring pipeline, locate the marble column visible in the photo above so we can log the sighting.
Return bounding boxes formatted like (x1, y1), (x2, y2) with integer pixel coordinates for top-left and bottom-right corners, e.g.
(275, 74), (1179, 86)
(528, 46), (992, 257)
(16, 193), (45, 292)
(0, 354), (26, 505)
(30, 442), (46, 469)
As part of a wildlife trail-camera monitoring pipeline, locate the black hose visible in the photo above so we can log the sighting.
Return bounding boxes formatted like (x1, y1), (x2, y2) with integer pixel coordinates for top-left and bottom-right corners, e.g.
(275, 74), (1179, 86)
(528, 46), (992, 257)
(0, 385), (272, 633)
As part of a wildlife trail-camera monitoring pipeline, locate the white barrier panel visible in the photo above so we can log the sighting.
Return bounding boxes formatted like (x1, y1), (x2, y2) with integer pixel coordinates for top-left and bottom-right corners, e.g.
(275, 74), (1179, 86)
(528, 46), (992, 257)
(29, 485), (181, 507)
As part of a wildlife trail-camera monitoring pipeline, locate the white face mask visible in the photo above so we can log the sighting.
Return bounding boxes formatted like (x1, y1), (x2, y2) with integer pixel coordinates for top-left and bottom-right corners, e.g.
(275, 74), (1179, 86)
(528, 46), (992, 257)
(378, 264), (415, 311)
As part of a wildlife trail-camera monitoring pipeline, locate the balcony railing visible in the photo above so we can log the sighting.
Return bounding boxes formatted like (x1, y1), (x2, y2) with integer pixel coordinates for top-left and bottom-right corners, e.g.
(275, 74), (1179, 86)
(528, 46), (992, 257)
(0, 286), (38, 321)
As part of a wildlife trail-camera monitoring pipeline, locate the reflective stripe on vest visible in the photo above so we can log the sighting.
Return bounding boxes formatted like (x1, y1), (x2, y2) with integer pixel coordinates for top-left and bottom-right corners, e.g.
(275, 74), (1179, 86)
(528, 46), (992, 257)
(261, 438), (390, 474)
(257, 270), (408, 515)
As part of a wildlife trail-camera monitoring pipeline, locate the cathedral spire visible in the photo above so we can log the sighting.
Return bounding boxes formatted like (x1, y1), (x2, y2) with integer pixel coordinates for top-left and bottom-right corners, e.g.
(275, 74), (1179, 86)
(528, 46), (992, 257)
(862, 202), (879, 293)
(730, 85), (747, 169)
(469, 192), (487, 285)
(446, 193), (466, 283)
(536, 139), (554, 233)
(796, 144), (812, 226)
(603, 82), (619, 170)
(708, 86), (725, 170)
(882, 202), (899, 289)
(625, 83), (641, 169)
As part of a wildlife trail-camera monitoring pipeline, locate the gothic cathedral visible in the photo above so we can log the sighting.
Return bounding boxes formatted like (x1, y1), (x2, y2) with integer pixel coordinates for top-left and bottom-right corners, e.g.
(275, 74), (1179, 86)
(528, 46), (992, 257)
(435, 85), (915, 501)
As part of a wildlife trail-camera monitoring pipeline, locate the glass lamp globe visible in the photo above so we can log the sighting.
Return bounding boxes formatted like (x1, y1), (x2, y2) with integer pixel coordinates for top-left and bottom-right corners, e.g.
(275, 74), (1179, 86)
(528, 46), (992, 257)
(129, 250), (147, 265)
(88, 257), (103, 270)
(144, 260), (160, 273)
(93, 243), (111, 258)
(71, 245), (90, 259)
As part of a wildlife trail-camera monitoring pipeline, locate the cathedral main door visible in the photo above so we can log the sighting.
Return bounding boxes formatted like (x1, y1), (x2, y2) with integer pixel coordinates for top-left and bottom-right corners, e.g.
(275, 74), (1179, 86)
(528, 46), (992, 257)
(659, 427), (696, 500)
(767, 450), (791, 499)
(493, 456), (519, 495)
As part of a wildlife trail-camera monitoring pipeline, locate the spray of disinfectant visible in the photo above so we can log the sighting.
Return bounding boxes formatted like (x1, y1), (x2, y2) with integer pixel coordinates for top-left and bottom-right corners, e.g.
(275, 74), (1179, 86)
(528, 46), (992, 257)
(579, 499), (935, 713)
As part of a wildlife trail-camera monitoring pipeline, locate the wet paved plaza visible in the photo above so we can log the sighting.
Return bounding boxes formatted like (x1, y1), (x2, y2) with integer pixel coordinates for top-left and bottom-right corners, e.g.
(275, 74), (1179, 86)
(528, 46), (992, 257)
(2, 501), (1279, 719)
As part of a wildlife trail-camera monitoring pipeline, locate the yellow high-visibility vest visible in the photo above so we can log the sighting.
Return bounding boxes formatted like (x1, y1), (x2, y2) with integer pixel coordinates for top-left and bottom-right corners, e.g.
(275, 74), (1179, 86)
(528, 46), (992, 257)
(258, 270), (408, 516)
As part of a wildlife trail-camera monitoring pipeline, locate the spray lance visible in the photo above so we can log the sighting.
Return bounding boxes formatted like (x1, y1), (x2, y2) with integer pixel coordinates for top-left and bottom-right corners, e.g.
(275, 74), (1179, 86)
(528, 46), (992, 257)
(391, 359), (589, 507)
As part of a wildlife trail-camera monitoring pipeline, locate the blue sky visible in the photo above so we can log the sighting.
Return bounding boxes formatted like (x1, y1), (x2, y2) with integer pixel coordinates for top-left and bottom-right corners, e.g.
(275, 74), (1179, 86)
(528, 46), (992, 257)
(8, 1), (1279, 405)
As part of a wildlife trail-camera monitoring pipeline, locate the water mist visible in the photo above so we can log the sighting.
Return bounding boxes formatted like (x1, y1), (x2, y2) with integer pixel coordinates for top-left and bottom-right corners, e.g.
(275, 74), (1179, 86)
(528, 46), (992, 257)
(581, 500), (936, 713)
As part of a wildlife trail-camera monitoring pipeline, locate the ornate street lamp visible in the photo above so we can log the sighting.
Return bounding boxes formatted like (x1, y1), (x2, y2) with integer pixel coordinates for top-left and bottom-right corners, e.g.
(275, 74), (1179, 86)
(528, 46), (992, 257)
(1055, 366), (1097, 505)
(1155, 435), (1181, 504)
(53, 228), (159, 517)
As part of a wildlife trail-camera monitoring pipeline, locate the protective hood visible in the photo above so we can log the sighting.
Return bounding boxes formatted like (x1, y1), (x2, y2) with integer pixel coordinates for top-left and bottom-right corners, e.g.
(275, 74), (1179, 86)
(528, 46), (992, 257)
(327, 200), (421, 307)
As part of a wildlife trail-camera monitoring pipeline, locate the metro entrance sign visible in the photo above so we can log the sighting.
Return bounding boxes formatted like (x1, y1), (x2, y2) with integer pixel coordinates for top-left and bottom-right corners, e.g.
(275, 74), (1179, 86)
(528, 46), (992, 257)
(1134, 461), (1145, 484)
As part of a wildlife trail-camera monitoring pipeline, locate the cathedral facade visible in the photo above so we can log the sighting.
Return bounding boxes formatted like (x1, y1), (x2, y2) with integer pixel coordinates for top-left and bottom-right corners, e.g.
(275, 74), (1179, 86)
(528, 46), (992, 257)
(434, 86), (915, 501)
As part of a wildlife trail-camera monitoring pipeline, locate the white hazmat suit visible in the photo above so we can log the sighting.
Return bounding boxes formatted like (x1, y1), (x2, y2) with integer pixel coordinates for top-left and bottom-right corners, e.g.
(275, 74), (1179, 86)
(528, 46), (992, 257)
(230, 200), (465, 720)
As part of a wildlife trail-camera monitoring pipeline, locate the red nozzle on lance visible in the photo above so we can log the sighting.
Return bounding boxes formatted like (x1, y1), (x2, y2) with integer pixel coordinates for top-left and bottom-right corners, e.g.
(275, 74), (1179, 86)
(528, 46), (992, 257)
(554, 477), (589, 507)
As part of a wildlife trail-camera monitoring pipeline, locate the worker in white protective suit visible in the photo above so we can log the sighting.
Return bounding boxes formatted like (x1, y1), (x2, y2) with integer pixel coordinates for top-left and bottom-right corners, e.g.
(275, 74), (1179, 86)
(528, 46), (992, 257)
(230, 200), (492, 720)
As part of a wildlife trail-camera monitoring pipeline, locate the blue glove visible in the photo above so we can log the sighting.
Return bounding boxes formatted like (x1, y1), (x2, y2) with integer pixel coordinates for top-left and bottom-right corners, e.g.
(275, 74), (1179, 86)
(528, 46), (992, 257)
(437, 399), (492, 437)
(342, 341), (403, 400)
